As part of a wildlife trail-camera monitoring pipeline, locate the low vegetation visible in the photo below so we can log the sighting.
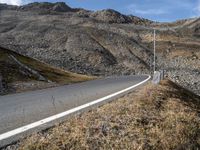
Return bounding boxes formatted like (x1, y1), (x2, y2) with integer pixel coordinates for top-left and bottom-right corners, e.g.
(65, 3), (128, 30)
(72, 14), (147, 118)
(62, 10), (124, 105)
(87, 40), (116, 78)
(14, 80), (200, 150)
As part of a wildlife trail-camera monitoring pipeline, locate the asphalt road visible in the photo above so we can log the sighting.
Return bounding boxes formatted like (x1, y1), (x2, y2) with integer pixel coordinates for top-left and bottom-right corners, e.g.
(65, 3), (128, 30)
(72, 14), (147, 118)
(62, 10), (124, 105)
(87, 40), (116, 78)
(0, 75), (150, 146)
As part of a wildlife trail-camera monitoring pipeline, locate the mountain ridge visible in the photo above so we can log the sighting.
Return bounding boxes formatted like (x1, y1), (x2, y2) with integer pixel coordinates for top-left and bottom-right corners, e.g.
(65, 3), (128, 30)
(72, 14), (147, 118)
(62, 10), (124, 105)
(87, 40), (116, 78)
(0, 2), (153, 25)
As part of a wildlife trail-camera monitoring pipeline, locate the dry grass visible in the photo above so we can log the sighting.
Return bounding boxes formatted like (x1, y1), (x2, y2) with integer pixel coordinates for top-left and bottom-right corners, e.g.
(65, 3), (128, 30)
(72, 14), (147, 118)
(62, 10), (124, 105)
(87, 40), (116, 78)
(16, 80), (200, 150)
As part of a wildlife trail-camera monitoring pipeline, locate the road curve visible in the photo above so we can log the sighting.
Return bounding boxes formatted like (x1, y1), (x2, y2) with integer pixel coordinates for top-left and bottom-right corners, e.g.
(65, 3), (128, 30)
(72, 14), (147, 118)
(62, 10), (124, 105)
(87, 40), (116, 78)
(0, 75), (150, 147)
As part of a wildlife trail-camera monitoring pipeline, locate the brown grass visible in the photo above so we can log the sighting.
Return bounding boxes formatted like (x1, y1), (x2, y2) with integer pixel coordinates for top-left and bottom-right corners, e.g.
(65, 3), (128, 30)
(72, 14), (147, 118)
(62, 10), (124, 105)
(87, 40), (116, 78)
(16, 80), (200, 150)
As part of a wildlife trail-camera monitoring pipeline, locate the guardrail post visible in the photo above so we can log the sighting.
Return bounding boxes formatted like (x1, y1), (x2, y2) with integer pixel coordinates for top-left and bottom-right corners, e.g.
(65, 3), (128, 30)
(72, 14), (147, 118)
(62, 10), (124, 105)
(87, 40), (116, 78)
(152, 70), (165, 84)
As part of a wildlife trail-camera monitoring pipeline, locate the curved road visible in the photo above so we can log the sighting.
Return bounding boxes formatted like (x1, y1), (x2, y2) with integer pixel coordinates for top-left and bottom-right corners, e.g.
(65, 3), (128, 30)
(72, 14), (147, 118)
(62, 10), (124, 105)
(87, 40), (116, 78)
(0, 75), (150, 147)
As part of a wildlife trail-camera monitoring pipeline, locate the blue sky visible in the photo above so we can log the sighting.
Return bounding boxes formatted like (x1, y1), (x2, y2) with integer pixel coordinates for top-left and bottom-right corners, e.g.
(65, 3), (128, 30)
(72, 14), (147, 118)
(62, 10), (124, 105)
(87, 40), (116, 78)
(1, 0), (200, 22)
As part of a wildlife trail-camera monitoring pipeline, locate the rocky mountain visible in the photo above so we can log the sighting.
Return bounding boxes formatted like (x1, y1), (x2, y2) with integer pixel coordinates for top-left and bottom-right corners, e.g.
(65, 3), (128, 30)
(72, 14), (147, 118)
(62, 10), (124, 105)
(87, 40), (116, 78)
(0, 2), (73, 12)
(0, 2), (199, 95)
(19, 2), (73, 12)
(0, 3), (154, 76)
(90, 9), (153, 25)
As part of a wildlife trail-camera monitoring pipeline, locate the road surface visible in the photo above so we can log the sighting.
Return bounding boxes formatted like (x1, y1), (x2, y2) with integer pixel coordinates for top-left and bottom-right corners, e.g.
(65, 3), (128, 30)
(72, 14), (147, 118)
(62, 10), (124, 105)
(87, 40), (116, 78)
(0, 75), (150, 147)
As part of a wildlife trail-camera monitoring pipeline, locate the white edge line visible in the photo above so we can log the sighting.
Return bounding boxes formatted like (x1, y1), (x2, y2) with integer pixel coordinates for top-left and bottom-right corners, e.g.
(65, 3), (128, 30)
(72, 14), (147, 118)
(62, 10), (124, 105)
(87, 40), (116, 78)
(0, 75), (151, 141)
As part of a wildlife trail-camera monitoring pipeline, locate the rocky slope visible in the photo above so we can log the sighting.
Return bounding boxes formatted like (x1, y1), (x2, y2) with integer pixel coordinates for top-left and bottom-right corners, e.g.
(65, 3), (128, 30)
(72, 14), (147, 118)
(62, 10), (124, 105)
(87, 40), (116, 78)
(0, 3), (154, 76)
(0, 46), (92, 94)
(0, 2), (199, 95)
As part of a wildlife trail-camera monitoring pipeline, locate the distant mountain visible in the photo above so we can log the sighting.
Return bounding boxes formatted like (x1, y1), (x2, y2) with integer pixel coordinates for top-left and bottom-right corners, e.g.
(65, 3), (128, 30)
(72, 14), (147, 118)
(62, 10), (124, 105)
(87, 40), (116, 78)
(0, 2), (153, 25)
(0, 2), (200, 95)
(152, 17), (200, 37)
(19, 2), (73, 12)
(0, 3), (18, 10)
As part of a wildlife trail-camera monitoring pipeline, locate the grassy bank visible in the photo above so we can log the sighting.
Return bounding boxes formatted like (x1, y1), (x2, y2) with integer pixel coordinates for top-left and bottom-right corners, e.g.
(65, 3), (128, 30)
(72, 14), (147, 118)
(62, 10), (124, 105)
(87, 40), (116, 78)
(13, 80), (200, 150)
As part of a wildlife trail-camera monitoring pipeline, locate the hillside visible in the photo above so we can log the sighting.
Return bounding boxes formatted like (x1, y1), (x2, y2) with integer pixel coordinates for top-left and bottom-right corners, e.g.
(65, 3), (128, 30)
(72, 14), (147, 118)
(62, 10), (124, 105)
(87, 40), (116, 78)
(5, 80), (200, 150)
(0, 47), (92, 94)
(0, 2), (199, 95)
(0, 2), (154, 76)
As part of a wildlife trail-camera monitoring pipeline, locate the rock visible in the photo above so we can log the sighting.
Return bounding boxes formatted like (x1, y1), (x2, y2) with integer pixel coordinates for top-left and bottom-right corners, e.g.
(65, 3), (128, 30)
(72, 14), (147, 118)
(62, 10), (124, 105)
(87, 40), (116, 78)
(0, 74), (7, 95)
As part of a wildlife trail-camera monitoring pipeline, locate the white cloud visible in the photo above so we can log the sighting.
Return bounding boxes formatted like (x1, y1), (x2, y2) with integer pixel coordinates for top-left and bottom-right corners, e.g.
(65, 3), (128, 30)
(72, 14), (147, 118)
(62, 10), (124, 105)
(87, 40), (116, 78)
(134, 9), (167, 15)
(127, 4), (168, 15)
(196, 0), (200, 15)
(0, 0), (22, 5)
(191, 0), (200, 17)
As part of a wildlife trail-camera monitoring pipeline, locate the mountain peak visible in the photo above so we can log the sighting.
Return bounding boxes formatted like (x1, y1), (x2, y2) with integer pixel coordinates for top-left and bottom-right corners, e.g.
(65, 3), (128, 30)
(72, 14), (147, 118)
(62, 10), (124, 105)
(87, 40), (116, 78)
(19, 2), (72, 12)
(52, 2), (72, 12)
(91, 9), (130, 23)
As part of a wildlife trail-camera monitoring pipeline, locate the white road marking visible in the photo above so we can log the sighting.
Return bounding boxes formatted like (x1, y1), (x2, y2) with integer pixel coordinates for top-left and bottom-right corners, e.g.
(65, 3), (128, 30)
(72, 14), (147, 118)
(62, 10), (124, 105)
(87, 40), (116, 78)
(0, 75), (151, 141)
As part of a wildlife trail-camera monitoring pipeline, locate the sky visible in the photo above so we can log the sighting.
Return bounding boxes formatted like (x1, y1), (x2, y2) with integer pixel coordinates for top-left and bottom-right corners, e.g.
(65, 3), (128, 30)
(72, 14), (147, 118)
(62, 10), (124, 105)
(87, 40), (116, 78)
(0, 0), (200, 22)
